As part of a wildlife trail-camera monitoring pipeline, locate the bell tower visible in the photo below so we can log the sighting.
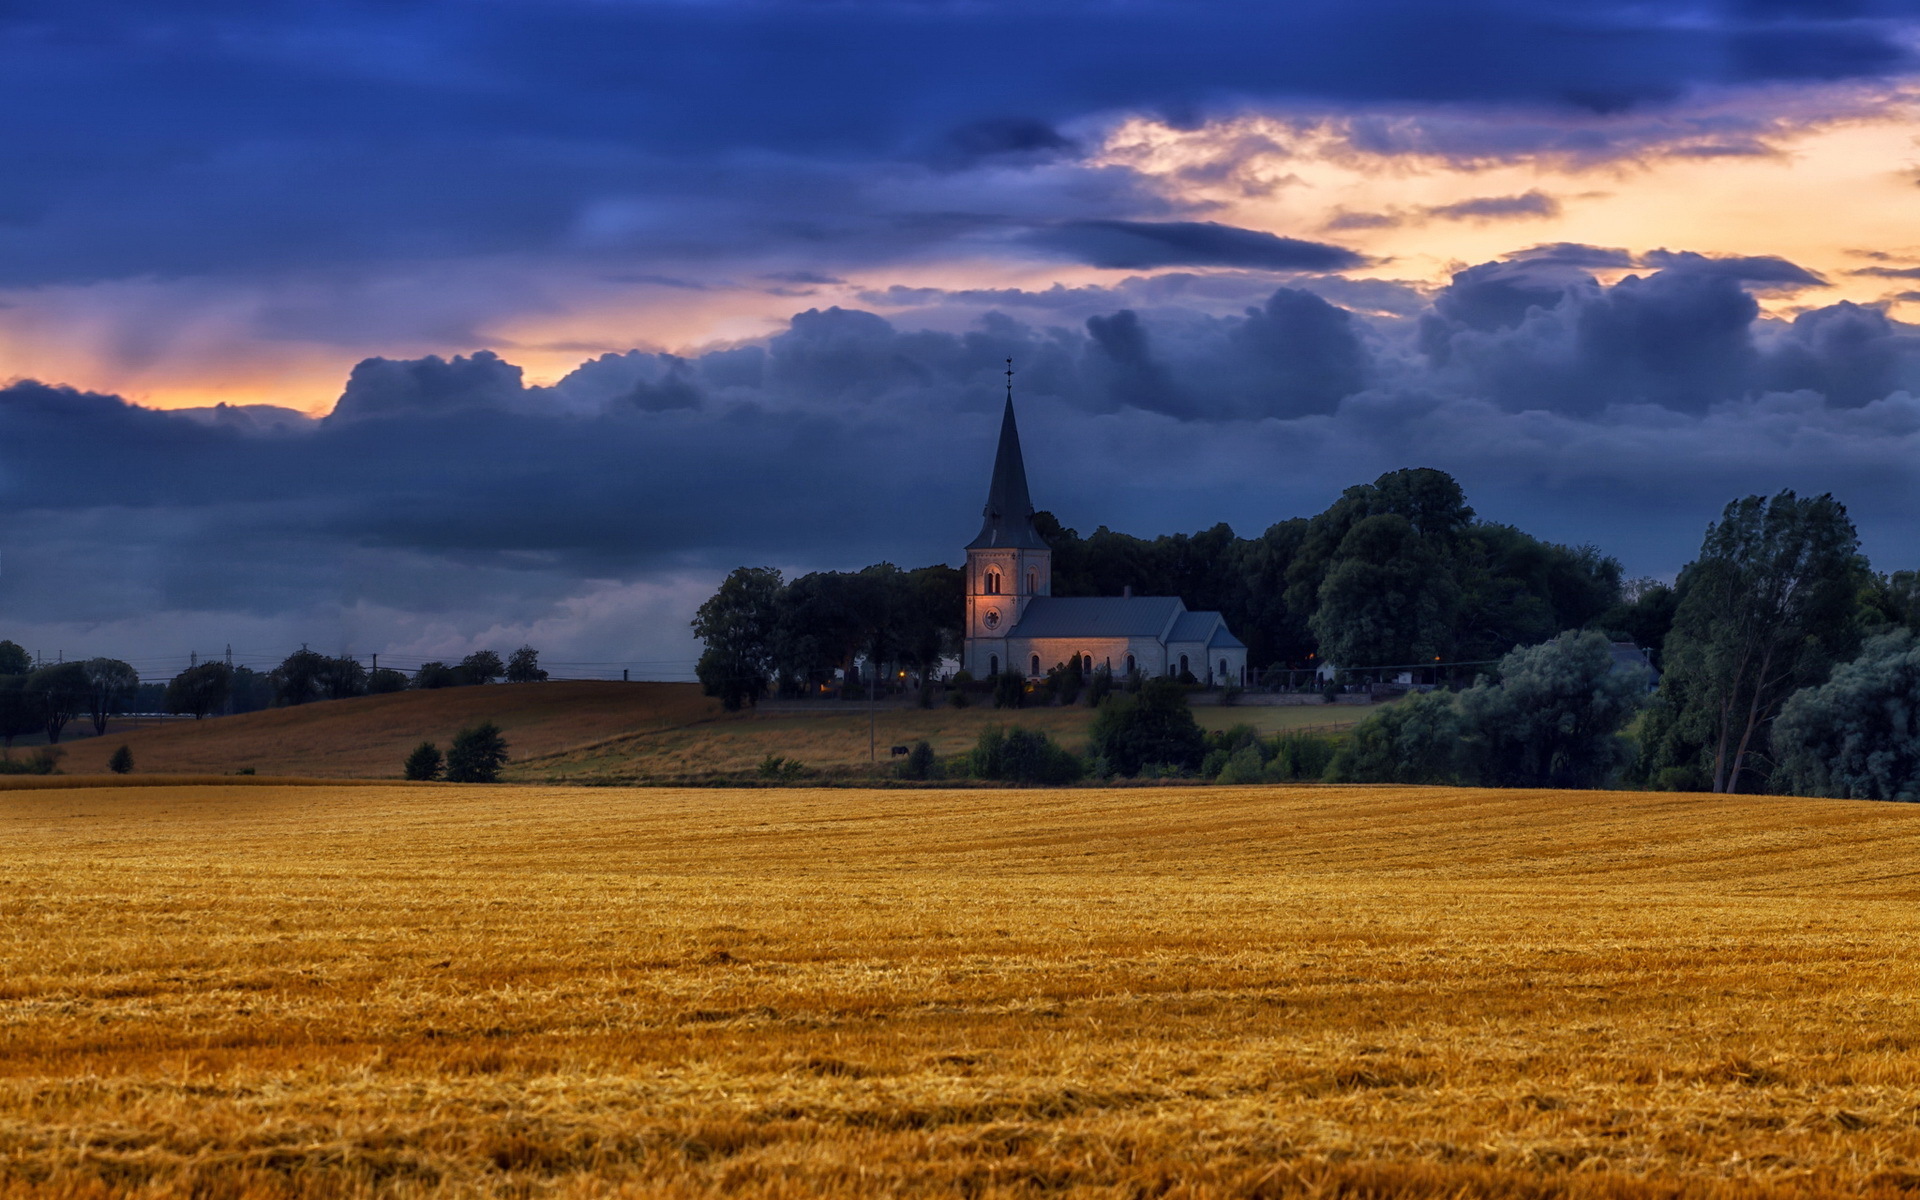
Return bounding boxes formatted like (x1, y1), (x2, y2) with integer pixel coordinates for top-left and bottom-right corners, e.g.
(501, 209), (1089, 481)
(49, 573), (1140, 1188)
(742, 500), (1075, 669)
(964, 360), (1051, 676)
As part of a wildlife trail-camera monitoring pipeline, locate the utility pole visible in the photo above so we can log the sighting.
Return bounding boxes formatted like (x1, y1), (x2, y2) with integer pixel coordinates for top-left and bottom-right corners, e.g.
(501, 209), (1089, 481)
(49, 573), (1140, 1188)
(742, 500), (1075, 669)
(869, 654), (877, 766)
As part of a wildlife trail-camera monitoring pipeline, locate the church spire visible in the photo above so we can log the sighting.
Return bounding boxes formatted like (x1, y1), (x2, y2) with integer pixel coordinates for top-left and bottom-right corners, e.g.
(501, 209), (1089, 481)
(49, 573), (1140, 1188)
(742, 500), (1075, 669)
(967, 359), (1049, 550)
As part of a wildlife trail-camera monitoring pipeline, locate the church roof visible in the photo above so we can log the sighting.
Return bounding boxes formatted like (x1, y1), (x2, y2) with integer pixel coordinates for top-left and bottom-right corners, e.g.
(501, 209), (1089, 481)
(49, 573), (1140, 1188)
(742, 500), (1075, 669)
(966, 395), (1050, 550)
(1003, 595), (1184, 639)
(1208, 626), (1247, 649)
(1168, 610), (1221, 644)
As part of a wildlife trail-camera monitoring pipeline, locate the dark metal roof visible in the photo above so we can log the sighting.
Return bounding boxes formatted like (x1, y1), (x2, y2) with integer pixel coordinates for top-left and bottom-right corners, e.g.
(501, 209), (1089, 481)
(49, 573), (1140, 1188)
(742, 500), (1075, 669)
(1168, 611), (1219, 644)
(1003, 596), (1183, 638)
(1208, 625), (1247, 649)
(965, 396), (1050, 550)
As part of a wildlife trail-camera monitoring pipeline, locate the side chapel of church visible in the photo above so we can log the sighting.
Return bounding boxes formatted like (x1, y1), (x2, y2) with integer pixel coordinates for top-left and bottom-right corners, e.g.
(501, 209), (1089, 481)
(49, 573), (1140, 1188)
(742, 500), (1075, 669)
(961, 375), (1249, 686)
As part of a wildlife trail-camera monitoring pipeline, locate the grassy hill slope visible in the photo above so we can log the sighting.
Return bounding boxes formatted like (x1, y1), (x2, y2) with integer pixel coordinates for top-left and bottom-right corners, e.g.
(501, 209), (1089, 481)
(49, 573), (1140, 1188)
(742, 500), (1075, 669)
(51, 684), (1371, 781)
(4, 783), (1919, 1197)
(51, 681), (720, 778)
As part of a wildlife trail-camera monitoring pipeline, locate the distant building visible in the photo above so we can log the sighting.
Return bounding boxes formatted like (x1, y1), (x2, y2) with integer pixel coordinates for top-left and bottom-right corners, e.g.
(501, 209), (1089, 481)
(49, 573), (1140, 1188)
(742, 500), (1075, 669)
(961, 380), (1248, 685)
(1609, 641), (1659, 690)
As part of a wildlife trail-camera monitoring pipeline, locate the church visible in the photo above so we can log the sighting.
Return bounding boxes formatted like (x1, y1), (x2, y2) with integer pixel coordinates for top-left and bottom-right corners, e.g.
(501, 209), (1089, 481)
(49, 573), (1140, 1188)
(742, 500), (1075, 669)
(961, 381), (1248, 686)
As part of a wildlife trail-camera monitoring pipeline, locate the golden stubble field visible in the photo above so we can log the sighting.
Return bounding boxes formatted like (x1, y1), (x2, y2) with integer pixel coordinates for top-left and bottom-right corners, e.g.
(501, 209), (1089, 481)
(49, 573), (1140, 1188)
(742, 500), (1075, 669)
(4, 782), (1920, 1198)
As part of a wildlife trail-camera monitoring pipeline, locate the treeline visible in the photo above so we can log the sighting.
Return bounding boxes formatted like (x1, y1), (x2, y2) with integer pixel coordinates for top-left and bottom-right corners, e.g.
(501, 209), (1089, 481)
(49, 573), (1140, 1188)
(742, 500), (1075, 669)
(694, 563), (962, 710)
(0, 644), (553, 747)
(695, 468), (1660, 711)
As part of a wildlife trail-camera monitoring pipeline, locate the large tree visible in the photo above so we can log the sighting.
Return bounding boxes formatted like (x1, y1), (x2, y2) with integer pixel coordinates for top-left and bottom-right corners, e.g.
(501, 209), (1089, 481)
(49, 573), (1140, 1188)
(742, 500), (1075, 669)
(1639, 491), (1868, 793)
(28, 662), (92, 742)
(81, 658), (140, 735)
(693, 566), (783, 710)
(1086, 677), (1205, 776)
(0, 640), (29, 676)
(166, 662), (234, 719)
(0, 676), (39, 750)
(273, 649), (329, 705)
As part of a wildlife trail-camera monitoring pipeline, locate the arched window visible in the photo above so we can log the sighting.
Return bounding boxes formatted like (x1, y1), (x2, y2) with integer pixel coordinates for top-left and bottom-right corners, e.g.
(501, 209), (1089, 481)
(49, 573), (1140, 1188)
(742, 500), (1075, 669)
(1031, 654), (1040, 677)
(1220, 658), (1228, 679)
(1125, 654), (1135, 673)
(984, 569), (1000, 595)
(1179, 654), (1189, 676)
(989, 655), (999, 675)
(1027, 569), (1037, 594)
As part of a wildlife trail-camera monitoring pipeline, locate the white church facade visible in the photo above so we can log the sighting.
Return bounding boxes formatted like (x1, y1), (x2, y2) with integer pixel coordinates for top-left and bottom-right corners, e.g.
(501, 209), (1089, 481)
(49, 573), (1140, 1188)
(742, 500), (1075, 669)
(961, 384), (1248, 686)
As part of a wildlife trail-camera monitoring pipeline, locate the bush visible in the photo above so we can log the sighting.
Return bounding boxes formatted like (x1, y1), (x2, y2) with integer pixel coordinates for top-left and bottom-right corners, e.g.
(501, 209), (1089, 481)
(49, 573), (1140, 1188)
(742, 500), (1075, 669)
(368, 667), (411, 694)
(1087, 664), (1114, 707)
(444, 722), (509, 783)
(403, 741), (443, 781)
(108, 744), (133, 775)
(1213, 744), (1265, 784)
(991, 670), (1025, 709)
(1266, 731), (1339, 782)
(1087, 677), (1205, 776)
(970, 726), (1083, 785)
(1329, 691), (1462, 784)
(1772, 630), (1920, 801)
(947, 688), (970, 709)
(901, 740), (937, 780)
(757, 753), (805, 781)
(0, 747), (62, 775)
(1455, 629), (1647, 789)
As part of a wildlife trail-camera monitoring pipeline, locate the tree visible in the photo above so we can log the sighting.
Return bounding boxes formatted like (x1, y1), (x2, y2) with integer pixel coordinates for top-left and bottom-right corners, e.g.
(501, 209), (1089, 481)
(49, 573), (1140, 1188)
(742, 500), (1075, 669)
(970, 726), (1083, 785)
(273, 649), (328, 706)
(1590, 578), (1680, 668)
(165, 662), (233, 720)
(1772, 630), (1920, 801)
(1455, 630), (1648, 789)
(108, 744), (134, 774)
(693, 566), (783, 710)
(0, 675), (38, 751)
(27, 662), (90, 743)
(1639, 491), (1867, 793)
(460, 650), (505, 685)
(1086, 677), (1205, 776)
(403, 741), (444, 781)
(368, 667), (411, 694)
(444, 721), (509, 783)
(1310, 512), (1461, 668)
(414, 662), (461, 689)
(317, 656), (368, 700)
(81, 658), (139, 735)
(1328, 690), (1462, 784)
(506, 645), (548, 683)
(0, 640), (29, 675)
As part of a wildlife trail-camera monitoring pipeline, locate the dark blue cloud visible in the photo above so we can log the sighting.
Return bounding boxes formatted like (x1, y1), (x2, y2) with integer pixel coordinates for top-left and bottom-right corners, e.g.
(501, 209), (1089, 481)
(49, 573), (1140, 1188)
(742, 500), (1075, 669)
(1030, 220), (1367, 271)
(0, 1), (1915, 285)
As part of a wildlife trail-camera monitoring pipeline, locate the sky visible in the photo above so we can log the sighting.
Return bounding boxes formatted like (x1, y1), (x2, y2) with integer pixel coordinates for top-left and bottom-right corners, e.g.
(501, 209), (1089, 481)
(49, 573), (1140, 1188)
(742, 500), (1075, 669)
(5, 0), (1920, 680)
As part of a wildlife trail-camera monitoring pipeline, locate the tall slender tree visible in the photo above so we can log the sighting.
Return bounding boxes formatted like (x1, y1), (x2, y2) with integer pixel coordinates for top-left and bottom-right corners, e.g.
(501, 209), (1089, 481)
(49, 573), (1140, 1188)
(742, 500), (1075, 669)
(1640, 491), (1868, 793)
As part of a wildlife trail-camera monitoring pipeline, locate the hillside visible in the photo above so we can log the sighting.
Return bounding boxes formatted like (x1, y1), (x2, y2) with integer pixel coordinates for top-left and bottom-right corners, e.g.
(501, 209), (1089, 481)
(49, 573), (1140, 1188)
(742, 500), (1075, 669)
(48, 684), (1370, 780)
(4, 782), (1920, 1197)
(50, 681), (721, 778)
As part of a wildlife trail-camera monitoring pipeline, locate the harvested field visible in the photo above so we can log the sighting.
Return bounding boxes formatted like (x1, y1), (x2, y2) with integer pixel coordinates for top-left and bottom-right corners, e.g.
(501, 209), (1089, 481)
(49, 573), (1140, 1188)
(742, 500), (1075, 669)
(7, 783), (1919, 1198)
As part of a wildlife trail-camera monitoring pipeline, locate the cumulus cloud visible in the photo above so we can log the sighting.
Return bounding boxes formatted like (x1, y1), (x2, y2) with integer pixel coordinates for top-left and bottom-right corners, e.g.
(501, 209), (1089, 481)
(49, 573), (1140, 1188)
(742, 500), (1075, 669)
(6, 254), (1920, 667)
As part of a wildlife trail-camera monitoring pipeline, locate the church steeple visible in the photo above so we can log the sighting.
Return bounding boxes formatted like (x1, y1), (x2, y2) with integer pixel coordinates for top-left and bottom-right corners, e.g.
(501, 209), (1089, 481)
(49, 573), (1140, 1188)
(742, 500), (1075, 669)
(967, 360), (1049, 550)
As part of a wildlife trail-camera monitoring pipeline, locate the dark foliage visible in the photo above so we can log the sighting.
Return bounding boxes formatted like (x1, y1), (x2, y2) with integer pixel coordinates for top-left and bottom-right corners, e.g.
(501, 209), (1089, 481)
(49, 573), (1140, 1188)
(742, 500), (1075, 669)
(81, 658), (138, 736)
(403, 740), (444, 782)
(273, 650), (330, 706)
(108, 744), (133, 774)
(444, 721), (509, 783)
(1638, 490), (1867, 793)
(506, 645), (548, 683)
(460, 650), (505, 685)
(29, 662), (91, 742)
(165, 662), (233, 720)
(970, 726), (1083, 785)
(1772, 630), (1920, 801)
(1087, 677), (1205, 776)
